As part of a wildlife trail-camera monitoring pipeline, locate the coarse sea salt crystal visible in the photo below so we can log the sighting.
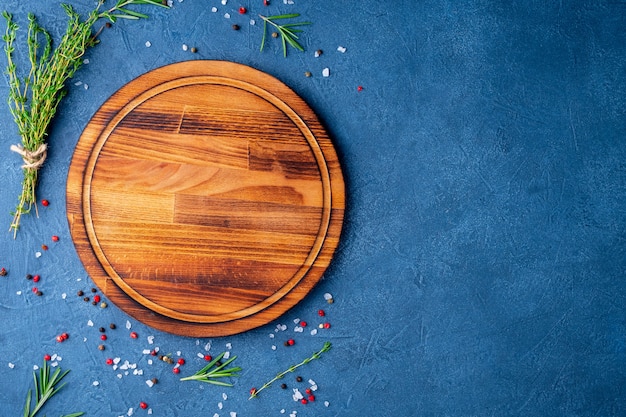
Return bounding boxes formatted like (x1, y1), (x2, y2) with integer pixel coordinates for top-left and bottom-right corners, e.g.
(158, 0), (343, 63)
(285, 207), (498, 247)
(230, 412), (237, 417)
(292, 388), (303, 400)
(250, 19), (255, 25)
(221, 0), (227, 4)
(211, 6), (218, 12)
(337, 46), (346, 53)
(167, 0), (173, 6)
(197, 352), (204, 358)
(294, 326), (303, 333)
(322, 68), (330, 77)
(126, 320), (132, 330)
(213, 414), (219, 417)
(147, 335), (155, 344)
(324, 401), (329, 407)
(16, 291), (21, 295)
(83, 58), (90, 64)
(280, 410), (285, 414)
(147, 410), (152, 415)
(218, 402), (223, 410)
(75, 81), (83, 86)
(182, 44), (188, 51)
(223, 351), (230, 359)
(33, 365), (39, 370)
(84, 84), (89, 90)
(226, 343), (232, 349)
(293, 318), (300, 324)
(61, 293), (67, 299)
(269, 333), (275, 338)
(35, 252), (41, 258)
(145, 41), (151, 48)
(142, 349), (151, 355)
(204, 342), (211, 351)
(310, 329), (318, 336)
(146, 379), (154, 387)
(148, 359), (153, 365)
(92, 380), (99, 386)
(224, 13), (230, 18)
(127, 408), (134, 416)
(271, 345), (276, 350)
(222, 393), (228, 400)
(117, 374), (123, 378)
(314, 50), (321, 58)
(8, 362), (14, 369)
(323, 292), (333, 301)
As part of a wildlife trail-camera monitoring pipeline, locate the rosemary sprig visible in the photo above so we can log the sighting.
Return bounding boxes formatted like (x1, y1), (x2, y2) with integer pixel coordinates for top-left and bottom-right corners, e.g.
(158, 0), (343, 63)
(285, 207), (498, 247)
(180, 352), (242, 386)
(249, 341), (331, 399)
(23, 360), (84, 417)
(259, 13), (310, 57)
(3, 0), (168, 237)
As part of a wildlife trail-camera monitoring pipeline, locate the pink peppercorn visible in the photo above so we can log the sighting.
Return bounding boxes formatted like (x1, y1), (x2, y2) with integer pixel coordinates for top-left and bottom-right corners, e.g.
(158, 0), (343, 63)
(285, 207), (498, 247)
(100, 334), (107, 341)
(44, 354), (51, 361)
(239, 6), (247, 14)
(323, 322), (331, 329)
(318, 309), (325, 317)
(204, 354), (212, 361)
(33, 275), (40, 283)
(177, 358), (185, 365)
(300, 321), (307, 327)
(41, 199), (49, 207)
(172, 367), (180, 374)
(106, 358), (114, 365)
(139, 402), (148, 409)
(130, 331), (138, 339)
(94, 295), (101, 303)
(301, 399), (308, 404)
(51, 235), (59, 242)
(308, 395), (315, 402)
(357, 85), (364, 92)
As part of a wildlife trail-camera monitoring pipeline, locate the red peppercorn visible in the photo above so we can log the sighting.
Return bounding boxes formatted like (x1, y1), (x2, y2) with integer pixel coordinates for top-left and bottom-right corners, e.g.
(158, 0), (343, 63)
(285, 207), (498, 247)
(172, 367), (180, 374)
(300, 321), (307, 327)
(61, 332), (69, 340)
(150, 350), (157, 356)
(100, 334), (107, 341)
(139, 402), (148, 409)
(41, 199), (49, 207)
(44, 354), (51, 361)
(32, 287), (38, 294)
(177, 358), (185, 365)
(323, 322), (331, 329)
(0, 267), (7, 276)
(94, 295), (101, 303)
(33, 275), (40, 283)
(263, 0), (269, 5)
(204, 354), (212, 361)
(106, 358), (114, 365)
(51, 235), (59, 242)
(357, 85), (364, 92)
(239, 6), (247, 14)
(250, 387), (257, 395)
(287, 338), (295, 346)
(308, 395), (315, 402)
(318, 309), (325, 317)
(56, 335), (64, 343)
(305, 388), (312, 394)
(130, 331), (138, 339)
(41, 244), (48, 251)
(301, 398), (308, 404)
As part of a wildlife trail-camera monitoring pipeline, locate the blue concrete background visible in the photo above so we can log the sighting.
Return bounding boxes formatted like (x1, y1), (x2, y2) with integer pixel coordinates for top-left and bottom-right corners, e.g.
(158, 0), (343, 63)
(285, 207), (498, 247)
(0, 1), (624, 416)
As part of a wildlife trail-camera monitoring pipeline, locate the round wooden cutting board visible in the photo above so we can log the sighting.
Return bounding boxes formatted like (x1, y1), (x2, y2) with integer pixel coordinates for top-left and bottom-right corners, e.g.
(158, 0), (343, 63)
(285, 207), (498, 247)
(67, 61), (345, 337)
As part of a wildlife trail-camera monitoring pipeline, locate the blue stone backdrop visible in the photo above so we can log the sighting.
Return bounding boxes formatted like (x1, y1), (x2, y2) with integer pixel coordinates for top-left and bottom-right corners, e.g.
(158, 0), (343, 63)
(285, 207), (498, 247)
(0, 1), (624, 416)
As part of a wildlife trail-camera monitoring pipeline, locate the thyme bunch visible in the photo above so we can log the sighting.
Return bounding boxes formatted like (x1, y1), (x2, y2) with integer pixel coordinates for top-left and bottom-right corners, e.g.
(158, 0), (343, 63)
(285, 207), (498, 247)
(180, 352), (242, 386)
(259, 14), (310, 57)
(23, 360), (83, 417)
(3, 0), (167, 237)
(249, 341), (331, 399)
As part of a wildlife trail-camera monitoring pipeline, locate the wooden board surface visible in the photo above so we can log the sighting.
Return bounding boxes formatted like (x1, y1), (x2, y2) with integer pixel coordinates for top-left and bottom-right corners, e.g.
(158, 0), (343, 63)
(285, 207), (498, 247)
(66, 61), (345, 337)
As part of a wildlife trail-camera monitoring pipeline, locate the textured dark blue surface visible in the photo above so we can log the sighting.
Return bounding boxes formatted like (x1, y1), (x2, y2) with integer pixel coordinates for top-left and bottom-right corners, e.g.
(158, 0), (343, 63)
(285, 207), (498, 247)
(0, 1), (624, 416)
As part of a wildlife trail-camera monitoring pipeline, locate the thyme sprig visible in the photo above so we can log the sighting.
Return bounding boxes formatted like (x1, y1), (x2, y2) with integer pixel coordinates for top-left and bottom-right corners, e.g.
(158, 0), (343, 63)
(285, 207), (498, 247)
(23, 360), (84, 417)
(249, 341), (331, 399)
(180, 352), (242, 386)
(259, 13), (310, 57)
(3, 0), (167, 237)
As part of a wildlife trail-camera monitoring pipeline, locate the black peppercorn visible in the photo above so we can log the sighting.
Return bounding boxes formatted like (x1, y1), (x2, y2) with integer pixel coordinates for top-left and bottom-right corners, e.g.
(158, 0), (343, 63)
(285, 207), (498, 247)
(296, 376), (303, 382)
(26, 274), (32, 280)
(36, 290), (43, 296)
(232, 24), (240, 30)
(109, 323), (116, 329)
(191, 47), (197, 53)
(105, 22), (112, 28)
(83, 297), (90, 302)
(77, 290), (84, 296)
(98, 344), (105, 351)
(91, 288), (97, 293)
(281, 383), (287, 389)
(99, 327), (106, 333)
(151, 377), (159, 384)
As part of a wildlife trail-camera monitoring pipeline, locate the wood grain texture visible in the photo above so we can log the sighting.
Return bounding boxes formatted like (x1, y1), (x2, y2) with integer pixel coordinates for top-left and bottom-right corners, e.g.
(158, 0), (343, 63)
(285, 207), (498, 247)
(66, 61), (345, 337)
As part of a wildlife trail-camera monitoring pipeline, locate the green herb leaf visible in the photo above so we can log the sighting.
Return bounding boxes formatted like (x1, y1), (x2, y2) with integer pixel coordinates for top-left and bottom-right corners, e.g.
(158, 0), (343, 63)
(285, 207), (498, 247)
(180, 352), (242, 386)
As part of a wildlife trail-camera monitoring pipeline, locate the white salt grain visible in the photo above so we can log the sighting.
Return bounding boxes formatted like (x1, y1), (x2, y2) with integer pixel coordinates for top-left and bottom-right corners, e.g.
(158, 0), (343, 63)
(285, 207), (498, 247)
(147, 335), (155, 344)
(294, 326), (303, 333)
(250, 19), (255, 25)
(226, 343), (232, 350)
(211, 7), (218, 12)
(205, 342), (212, 351)
(323, 292), (333, 300)
(337, 46), (346, 53)
(75, 81), (83, 86)
(182, 44), (188, 51)
(83, 84), (89, 90)
(224, 13), (231, 18)
(148, 359), (153, 365)
(229, 412), (237, 417)
(310, 329), (318, 335)
(221, 0), (227, 4)
(61, 293), (67, 299)
(222, 393), (228, 400)
(322, 68), (330, 77)
(16, 291), (21, 295)
(213, 414), (219, 417)
(293, 318), (300, 324)
(223, 351), (230, 359)
(269, 333), (275, 338)
(324, 401), (330, 407)
(127, 408), (134, 416)
(92, 380), (99, 386)
(35, 252), (41, 258)
(142, 349), (151, 355)
(8, 363), (14, 369)
(197, 352), (204, 358)
(271, 345), (277, 350)
(83, 58), (90, 64)
(314, 50), (321, 58)
(145, 41), (151, 48)
(126, 320), (132, 330)
(146, 379), (154, 387)
(218, 402), (223, 410)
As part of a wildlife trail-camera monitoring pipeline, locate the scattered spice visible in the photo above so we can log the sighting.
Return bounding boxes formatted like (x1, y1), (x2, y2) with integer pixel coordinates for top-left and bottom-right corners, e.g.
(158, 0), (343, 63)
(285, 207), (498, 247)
(232, 24), (240, 30)
(249, 341), (331, 399)
(0, 267), (7, 276)
(239, 7), (247, 14)
(304, 71), (311, 77)
(191, 46), (197, 53)
(139, 401), (148, 410)
(41, 199), (49, 207)
(130, 331), (138, 339)
(51, 235), (59, 242)
(295, 376), (303, 382)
